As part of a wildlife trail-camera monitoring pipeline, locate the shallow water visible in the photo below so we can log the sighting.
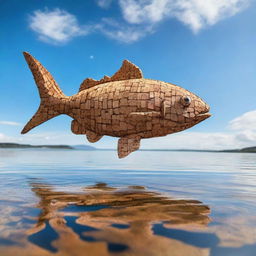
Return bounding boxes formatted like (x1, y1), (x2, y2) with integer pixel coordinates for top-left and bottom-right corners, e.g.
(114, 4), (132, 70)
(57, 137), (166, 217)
(0, 149), (256, 256)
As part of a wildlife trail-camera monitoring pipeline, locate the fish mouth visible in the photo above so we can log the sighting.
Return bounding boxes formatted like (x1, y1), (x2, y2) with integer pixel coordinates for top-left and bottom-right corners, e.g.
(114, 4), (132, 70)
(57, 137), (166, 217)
(196, 111), (211, 121)
(197, 112), (211, 118)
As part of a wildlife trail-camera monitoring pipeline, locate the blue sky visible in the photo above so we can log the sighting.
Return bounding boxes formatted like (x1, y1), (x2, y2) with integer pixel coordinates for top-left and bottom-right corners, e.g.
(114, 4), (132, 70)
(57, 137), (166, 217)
(0, 0), (256, 149)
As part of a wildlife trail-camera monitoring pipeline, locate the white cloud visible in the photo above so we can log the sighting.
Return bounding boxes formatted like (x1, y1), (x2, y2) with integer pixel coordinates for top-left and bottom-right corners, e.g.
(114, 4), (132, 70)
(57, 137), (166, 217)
(96, 0), (113, 8)
(118, 0), (249, 33)
(29, 8), (146, 44)
(97, 18), (154, 43)
(29, 8), (90, 44)
(229, 110), (256, 131)
(98, 0), (249, 43)
(119, 0), (170, 24)
(0, 121), (21, 126)
(99, 25), (146, 43)
(0, 131), (87, 145)
(29, 1), (250, 44)
(0, 133), (15, 142)
(142, 130), (256, 150)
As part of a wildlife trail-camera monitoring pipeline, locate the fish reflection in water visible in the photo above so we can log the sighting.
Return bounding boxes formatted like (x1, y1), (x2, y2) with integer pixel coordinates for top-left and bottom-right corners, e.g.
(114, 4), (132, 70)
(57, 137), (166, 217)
(23, 182), (211, 256)
(1, 182), (256, 256)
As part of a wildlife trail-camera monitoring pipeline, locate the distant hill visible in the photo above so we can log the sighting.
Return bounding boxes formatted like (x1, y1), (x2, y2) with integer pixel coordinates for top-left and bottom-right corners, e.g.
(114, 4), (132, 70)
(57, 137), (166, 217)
(140, 149), (217, 152)
(141, 147), (256, 153)
(140, 147), (256, 153)
(73, 145), (97, 150)
(221, 146), (256, 153)
(0, 143), (73, 149)
(0, 143), (98, 151)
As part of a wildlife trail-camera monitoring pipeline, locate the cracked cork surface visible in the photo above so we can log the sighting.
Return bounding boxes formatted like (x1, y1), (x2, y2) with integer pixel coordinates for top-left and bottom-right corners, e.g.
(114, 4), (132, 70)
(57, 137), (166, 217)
(22, 52), (211, 158)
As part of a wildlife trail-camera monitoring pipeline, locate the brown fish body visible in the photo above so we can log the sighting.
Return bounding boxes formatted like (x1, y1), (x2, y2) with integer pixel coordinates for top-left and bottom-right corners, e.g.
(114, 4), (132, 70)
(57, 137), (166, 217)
(22, 52), (211, 158)
(69, 79), (209, 139)
(70, 79), (164, 138)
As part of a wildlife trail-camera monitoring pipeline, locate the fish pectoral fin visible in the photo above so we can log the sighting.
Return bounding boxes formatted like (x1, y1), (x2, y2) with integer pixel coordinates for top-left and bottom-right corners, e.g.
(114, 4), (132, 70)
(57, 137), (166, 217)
(118, 135), (141, 158)
(128, 111), (161, 121)
(86, 131), (103, 143)
(71, 120), (87, 134)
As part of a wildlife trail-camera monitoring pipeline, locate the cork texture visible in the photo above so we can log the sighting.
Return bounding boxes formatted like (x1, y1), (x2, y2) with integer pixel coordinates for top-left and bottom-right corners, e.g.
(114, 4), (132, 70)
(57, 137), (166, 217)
(22, 52), (211, 158)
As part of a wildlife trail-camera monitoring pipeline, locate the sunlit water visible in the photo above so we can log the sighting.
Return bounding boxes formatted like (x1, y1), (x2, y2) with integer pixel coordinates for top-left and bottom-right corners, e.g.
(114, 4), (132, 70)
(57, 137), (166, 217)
(0, 149), (256, 256)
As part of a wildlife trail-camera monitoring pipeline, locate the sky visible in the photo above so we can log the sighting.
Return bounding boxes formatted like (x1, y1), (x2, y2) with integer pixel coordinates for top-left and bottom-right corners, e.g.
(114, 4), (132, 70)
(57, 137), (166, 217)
(0, 0), (256, 150)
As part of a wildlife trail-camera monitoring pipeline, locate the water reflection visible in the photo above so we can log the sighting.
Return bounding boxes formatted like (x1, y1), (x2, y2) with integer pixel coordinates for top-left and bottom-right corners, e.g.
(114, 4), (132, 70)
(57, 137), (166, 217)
(28, 222), (59, 253)
(25, 182), (211, 255)
(153, 224), (256, 256)
(1, 150), (256, 256)
(1, 179), (256, 256)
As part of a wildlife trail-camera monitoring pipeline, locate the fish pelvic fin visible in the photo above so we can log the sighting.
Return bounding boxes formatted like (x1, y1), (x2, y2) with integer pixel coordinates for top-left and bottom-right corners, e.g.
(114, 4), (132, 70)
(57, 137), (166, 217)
(118, 135), (141, 158)
(21, 52), (66, 134)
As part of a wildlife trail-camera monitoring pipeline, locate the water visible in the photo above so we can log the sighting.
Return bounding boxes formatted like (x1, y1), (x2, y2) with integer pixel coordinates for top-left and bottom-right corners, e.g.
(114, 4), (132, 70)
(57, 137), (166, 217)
(0, 149), (256, 256)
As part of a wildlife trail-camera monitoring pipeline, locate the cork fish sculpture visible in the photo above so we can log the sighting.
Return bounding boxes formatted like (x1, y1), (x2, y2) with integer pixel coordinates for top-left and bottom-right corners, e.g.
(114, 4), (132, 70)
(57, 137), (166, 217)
(21, 52), (211, 158)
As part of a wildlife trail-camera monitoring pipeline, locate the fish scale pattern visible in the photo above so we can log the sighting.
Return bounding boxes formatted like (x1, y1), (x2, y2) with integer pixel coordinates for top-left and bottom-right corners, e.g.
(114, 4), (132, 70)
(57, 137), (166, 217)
(22, 52), (210, 158)
(71, 79), (206, 138)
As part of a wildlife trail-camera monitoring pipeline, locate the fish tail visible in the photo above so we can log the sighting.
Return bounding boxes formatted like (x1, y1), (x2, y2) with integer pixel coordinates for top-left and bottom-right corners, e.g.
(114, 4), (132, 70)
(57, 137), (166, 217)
(21, 52), (66, 134)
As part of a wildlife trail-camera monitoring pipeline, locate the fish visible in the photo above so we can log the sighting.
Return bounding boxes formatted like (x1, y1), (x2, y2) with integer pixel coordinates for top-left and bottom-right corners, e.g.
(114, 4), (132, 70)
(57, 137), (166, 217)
(21, 52), (211, 158)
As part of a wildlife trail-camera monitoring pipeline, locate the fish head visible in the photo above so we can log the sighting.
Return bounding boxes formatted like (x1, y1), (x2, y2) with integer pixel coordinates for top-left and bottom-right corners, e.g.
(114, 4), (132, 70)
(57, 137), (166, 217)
(162, 85), (211, 132)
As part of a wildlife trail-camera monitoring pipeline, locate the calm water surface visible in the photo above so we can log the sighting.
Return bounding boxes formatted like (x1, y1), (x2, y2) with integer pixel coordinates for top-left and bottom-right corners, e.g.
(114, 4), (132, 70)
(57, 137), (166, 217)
(0, 149), (256, 256)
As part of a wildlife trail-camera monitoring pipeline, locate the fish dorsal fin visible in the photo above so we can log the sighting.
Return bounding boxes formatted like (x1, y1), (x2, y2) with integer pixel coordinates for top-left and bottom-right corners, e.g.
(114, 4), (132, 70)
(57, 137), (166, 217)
(111, 60), (143, 81)
(79, 78), (98, 91)
(79, 60), (143, 92)
(79, 76), (112, 92)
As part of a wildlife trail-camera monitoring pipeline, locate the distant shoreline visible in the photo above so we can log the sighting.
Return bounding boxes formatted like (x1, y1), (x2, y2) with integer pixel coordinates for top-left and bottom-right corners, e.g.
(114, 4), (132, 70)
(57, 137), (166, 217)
(0, 143), (256, 153)
(0, 143), (73, 150)
(140, 147), (256, 153)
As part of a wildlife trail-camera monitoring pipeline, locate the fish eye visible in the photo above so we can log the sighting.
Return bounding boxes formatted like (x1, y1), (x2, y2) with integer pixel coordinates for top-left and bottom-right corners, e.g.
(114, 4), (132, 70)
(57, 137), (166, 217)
(181, 96), (191, 106)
